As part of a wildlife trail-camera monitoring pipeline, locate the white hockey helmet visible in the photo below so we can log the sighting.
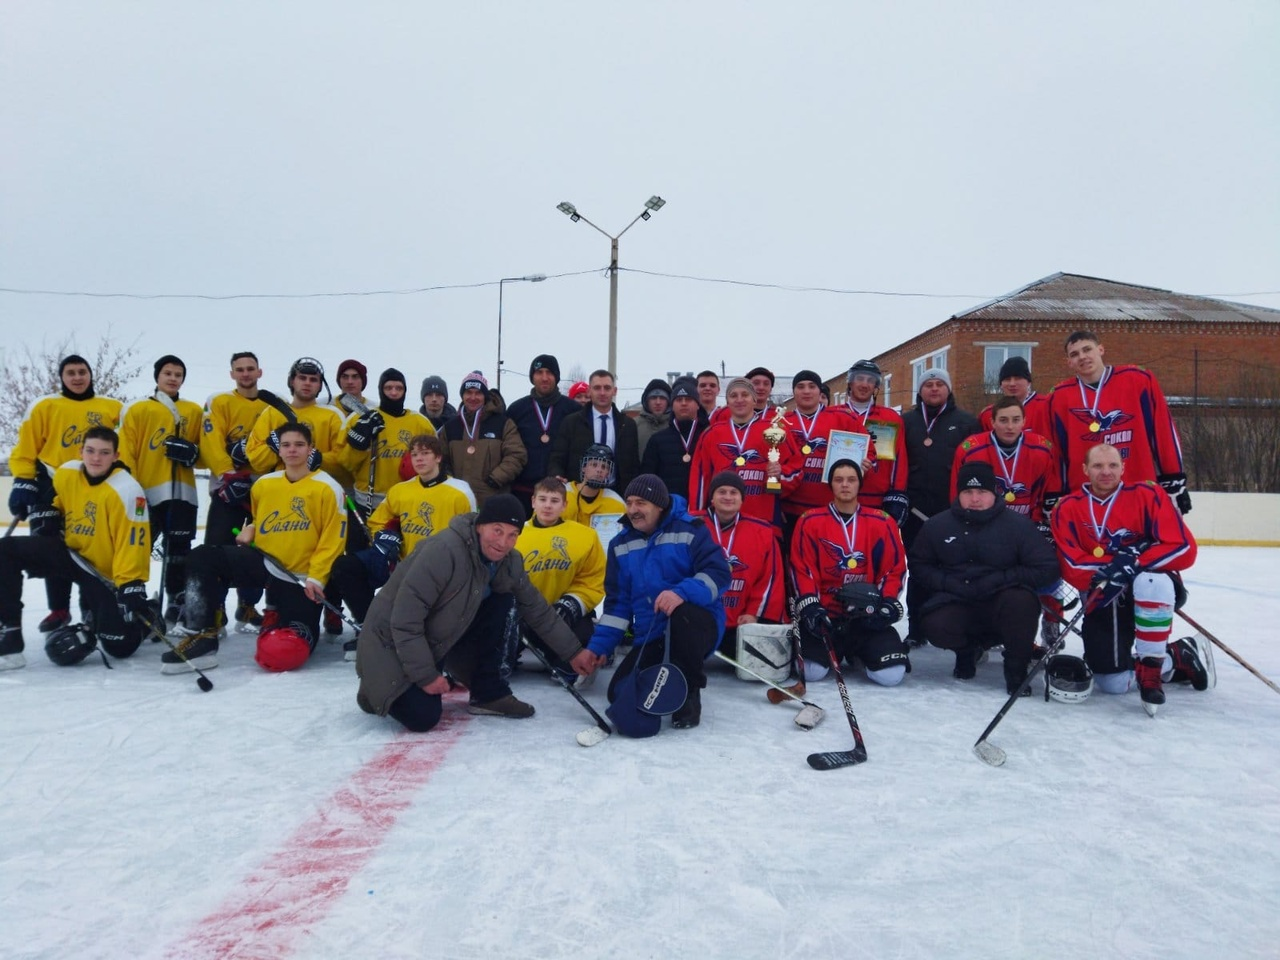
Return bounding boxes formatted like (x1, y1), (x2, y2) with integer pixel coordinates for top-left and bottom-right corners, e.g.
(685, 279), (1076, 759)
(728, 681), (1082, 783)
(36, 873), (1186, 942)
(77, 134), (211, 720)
(1044, 654), (1094, 703)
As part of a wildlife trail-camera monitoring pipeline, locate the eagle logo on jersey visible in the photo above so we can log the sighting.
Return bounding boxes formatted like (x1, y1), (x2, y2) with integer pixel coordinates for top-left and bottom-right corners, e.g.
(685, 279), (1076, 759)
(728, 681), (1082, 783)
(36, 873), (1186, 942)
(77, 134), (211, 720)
(1103, 528), (1138, 551)
(789, 432), (827, 451)
(290, 497), (309, 523)
(997, 479), (1028, 498)
(550, 535), (571, 563)
(819, 538), (865, 575)
(1069, 408), (1133, 439)
(716, 443), (764, 464)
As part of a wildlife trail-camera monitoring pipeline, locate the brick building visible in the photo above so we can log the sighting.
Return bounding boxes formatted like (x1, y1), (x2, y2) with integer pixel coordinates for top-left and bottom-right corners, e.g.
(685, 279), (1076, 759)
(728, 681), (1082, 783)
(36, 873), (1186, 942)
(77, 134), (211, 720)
(821, 272), (1280, 491)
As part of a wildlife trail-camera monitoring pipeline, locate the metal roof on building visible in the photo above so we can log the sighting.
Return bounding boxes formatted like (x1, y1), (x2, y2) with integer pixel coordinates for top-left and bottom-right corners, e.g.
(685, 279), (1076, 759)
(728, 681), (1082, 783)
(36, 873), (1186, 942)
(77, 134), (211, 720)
(951, 272), (1280, 325)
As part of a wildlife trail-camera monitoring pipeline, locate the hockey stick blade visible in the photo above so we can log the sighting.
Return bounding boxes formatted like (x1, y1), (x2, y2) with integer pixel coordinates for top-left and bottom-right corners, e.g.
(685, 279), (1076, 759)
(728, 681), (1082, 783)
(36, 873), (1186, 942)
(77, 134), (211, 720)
(575, 725), (610, 747)
(766, 681), (805, 705)
(806, 747), (867, 770)
(972, 740), (1007, 767)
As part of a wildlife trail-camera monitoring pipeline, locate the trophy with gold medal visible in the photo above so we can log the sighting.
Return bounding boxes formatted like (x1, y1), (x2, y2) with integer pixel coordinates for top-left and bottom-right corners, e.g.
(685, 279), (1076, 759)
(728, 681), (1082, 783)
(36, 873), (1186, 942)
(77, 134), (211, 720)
(762, 409), (787, 493)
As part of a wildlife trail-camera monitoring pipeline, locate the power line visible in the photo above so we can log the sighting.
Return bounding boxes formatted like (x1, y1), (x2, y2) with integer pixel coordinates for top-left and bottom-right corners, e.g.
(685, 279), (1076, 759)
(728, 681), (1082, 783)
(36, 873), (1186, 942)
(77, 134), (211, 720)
(616, 267), (990, 298)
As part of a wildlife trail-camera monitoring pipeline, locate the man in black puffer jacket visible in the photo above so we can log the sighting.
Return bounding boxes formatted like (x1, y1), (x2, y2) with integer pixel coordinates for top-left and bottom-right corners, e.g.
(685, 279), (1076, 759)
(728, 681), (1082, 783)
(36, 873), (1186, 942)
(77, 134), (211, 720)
(908, 462), (1059, 694)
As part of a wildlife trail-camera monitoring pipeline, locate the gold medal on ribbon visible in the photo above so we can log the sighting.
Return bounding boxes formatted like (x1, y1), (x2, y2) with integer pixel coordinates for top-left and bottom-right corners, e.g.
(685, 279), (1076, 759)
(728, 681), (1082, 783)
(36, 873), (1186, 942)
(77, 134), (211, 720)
(1092, 545), (1105, 558)
(802, 444), (812, 455)
(846, 558), (858, 570)
(1004, 491), (1016, 503)
(735, 456), (746, 466)
(1089, 422), (1100, 433)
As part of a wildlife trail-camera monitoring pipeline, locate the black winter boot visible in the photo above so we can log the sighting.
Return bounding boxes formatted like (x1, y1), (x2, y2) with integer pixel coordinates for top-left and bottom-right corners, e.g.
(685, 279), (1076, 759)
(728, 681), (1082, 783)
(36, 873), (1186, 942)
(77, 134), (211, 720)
(672, 687), (701, 729)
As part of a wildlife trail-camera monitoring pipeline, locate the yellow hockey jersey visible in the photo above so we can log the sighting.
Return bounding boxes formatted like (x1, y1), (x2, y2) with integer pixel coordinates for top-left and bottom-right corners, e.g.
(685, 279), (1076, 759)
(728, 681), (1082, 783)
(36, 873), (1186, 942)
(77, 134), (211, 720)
(9, 393), (123, 479)
(117, 394), (203, 507)
(200, 389), (268, 477)
(249, 468), (347, 587)
(245, 403), (344, 477)
(515, 518), (605, 612)
(54, 460), (151, 587)
(339, 408), (438, 505)
(367, 474), (475, 557)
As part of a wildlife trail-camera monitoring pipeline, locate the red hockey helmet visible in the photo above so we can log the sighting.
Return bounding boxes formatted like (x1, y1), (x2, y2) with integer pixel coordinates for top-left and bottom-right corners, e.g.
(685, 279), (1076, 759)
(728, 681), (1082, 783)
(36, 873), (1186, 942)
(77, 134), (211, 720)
(255, 625), (312, 672)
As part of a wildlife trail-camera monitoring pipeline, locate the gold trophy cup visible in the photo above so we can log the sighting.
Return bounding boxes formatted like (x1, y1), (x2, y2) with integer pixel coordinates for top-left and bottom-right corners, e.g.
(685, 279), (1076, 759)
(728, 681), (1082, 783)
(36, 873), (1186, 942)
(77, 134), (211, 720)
(762, 411), (787, 493)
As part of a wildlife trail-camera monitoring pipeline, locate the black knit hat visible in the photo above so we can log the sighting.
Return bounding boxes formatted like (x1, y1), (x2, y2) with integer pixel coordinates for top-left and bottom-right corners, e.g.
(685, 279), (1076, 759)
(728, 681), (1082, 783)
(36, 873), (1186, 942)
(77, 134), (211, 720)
(529, 354), (561, 382)
(826, 458), (863, 484)
(999, 356), (1032, 382)
(153, 354), (186, 381)
(475, 493), (526, 529)
(792, 369), (823, 389)
(956, 461), (998, 495)
(624, 474), (671, 511)
(670, 375), (697, 400)
(708, 471), (746, 498)
(744, 366), (775, 385)
(420, 375), (448, 400)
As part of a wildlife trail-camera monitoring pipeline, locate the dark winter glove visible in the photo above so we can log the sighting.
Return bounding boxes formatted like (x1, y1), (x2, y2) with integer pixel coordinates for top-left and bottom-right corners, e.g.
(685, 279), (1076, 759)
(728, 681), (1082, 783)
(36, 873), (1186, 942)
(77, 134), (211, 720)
(8, 478), (38, 520)
(865, 597), (904, 630)
(117, 580), (151, 623)
(216, 471), (253, 507)
(1086, 574), (1128, 613)
(163, 436), (199, 467)
(881, 491), (909, 526)
(356, 546), (392, 589)
(1157, 473), (1192, 515)
(227, 437), (249, 469)
(1098, 547), (1142, 587)
(553, 596), (583, 626)
(28, 506), (63, 539)
(372, 528), (403, 560)
(795, 596), (832, 638)
(1043, 490), (1065, 513)
(345, 411), (384, 451)
(307, 448), (323, 471)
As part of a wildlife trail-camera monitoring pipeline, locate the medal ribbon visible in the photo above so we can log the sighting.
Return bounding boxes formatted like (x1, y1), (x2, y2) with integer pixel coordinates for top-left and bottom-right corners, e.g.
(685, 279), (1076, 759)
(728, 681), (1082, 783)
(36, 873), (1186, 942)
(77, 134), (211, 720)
(1076, 366), (1113, 422)
(993, 433), (1023, 493)
(711, 512), (738, 562)
(794, 409), (820, 448)
(533, 400), (553, 435)
(677, 420), (698, 458)
(461, 408), (480, 445)
(829, 503), (859, 566)
(728, 419), (751, 460)
(1086, 487), (1119, 550)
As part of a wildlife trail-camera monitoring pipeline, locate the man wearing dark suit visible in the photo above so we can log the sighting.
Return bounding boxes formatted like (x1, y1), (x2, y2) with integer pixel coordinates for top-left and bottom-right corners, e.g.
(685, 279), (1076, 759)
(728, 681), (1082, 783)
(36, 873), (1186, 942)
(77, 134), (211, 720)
(548, 369), (640, 493)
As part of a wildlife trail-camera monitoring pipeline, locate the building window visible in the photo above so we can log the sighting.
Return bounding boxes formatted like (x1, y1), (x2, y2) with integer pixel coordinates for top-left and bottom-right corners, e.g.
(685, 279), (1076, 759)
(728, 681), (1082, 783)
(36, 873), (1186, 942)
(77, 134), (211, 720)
(882, 372), (892, 410)
(910, 348), (949, 395)
(983, 344), (1034, 393)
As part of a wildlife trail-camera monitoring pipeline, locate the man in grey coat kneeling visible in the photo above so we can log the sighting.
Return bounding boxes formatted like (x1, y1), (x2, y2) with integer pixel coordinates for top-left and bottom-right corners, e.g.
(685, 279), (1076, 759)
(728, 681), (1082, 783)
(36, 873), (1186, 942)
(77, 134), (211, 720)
(356, 493), (601, 732)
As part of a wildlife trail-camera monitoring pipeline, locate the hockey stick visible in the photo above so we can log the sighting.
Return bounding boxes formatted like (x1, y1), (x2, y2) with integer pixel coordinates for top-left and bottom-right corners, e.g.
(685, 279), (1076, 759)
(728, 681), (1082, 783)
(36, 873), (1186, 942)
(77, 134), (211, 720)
(153, 390), (185, 623)
(1177, 608), (1279, 696)
(4, 517), (18, 538)
(713, 649), (824, 729)
(64, 548), (213, 691)
(806, 626), (868, 770)
(972, 601), (1091, 767)
(242, 537), (364, 634)
(765, 623), (807, 704)
(518, 633), (613, 747)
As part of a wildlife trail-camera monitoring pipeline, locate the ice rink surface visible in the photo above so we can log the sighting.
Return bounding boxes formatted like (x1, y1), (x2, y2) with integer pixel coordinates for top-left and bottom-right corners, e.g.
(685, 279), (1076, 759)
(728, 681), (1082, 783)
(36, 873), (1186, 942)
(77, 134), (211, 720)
(2, 547), (1277, 960)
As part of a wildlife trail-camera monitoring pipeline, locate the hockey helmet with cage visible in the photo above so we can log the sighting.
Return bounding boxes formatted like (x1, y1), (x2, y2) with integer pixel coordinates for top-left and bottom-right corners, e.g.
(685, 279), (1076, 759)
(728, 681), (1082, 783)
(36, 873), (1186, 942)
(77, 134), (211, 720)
(45, 623), (98, 667)
(580, 443), (616, 489)
(255, 624), (314, 672)
(847, 359), (882, 388)
(1044, 654), (1094, 703)
(287, 357), (331, 402)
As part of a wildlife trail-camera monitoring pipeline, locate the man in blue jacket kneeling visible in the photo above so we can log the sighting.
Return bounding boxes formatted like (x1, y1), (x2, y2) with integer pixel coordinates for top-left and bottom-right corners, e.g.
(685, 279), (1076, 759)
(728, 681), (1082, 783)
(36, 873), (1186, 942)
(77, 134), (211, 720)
(587, 474), (731, 731)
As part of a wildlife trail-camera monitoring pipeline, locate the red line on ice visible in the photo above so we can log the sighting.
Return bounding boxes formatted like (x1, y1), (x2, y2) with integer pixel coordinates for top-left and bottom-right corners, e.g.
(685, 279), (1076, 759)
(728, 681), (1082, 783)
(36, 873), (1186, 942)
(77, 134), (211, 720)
(165, 709), (468, 959)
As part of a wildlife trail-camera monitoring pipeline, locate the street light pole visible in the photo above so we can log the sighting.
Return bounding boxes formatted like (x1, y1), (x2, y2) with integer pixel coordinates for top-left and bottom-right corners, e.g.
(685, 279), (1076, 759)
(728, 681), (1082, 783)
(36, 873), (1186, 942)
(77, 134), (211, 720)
(497, 274), (546, 392)
(556, 195), (665, 377)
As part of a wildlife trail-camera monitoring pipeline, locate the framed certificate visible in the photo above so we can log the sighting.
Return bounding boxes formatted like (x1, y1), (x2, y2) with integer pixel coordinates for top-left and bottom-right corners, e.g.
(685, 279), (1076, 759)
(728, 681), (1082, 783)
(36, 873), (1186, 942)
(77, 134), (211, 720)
(590, 513), (623, 551)
(822, 430), (871, 481)
(866, 419), (897, 461)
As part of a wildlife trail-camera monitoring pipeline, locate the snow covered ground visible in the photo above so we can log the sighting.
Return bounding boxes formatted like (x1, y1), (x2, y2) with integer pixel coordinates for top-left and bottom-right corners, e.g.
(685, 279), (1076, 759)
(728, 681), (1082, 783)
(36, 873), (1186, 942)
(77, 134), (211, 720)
(2, 547), (1278, 960)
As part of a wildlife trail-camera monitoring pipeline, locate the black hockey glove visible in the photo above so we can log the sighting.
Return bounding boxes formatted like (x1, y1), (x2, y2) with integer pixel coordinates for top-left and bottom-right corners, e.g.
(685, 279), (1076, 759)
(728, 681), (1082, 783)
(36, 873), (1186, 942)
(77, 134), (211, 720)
(28, 506), (63, 539)
(795, 595), (832, 638)
(372, 528), (403, 560)
(164, 436), (199, 467)
(226, 437), (249, 469)
(1035, 522), (1054, 545)
(216, 471), (253, 507)
(1098, 546), (1142, 587)
(8, 478), (38, 520)
(1043, 490), (1065, 513)
(881, 491), (909, 526)
(865, 598), (904, 631)
(553, 596), (583, 627)
(117, 580), (151, 623)
(307, 449), (322, 471)
(1157, 473), (1192, 515)
(345, 411), (384, 452)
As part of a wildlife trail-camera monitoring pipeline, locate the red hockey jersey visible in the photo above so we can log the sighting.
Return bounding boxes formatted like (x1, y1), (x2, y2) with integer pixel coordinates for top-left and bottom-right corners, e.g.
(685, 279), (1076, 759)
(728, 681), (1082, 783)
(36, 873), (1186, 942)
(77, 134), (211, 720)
(706, 512), (786, 627)
(689, 416), (802, 529)
(950, 429), (1055, 523)
(779, 406), (871, 519)
(1047, 365), (1184, 493)
(978, 390), (1051, 438)
(1051, 481), (1196, 592)
(789, 503), (906, 616)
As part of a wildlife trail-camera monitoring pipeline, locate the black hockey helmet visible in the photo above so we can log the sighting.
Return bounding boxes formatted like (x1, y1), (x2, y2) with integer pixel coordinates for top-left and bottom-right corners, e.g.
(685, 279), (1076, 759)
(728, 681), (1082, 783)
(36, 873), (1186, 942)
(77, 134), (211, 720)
(45, 623), (97, 667)
(287, 357), (332, 403)
(847, 359), (882, 387)
(1045, 654), (1094, 703)
(580, 443), (616, 489)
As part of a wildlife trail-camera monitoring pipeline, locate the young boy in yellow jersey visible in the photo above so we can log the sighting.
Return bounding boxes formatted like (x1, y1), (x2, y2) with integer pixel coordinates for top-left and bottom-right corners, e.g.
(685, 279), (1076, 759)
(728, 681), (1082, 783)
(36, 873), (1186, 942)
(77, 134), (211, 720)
(117, 355), (204, 624)
(507, 476), (606, 686)
(0, 426), (151, 670)
(200, 351), (269, 629)
(328, 433), (475, 660)
(167, 422), (347, 674)
(8, 355), (123, 633)
(561, 443), (626, 551)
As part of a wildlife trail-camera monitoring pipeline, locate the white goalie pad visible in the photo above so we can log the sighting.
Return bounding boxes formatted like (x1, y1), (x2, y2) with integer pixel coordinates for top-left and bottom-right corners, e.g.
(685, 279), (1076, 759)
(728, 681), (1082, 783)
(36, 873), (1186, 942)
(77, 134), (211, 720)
(734, 623), (792, 684)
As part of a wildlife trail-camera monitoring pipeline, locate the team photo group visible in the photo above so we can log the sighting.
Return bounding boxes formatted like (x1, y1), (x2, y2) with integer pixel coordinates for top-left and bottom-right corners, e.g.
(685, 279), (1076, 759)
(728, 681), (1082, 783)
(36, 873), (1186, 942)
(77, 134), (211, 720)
(1, 329), (1212, 741)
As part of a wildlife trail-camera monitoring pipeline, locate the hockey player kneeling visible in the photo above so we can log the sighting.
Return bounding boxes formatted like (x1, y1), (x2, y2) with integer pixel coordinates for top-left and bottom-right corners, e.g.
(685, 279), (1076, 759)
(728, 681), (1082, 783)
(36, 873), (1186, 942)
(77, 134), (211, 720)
(355, 495), (600, 733)
(1051, 443), (1208, 715)
(0, 426), (150, 671)
(585, 475), (731, 735)
(168, 422), (346, 674)
(789, 460), (910, 687)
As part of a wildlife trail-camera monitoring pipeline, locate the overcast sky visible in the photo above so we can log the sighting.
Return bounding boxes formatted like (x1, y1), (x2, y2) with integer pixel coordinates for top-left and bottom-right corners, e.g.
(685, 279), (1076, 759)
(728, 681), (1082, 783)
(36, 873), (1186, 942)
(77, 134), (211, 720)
(3, 2), (1277, 407)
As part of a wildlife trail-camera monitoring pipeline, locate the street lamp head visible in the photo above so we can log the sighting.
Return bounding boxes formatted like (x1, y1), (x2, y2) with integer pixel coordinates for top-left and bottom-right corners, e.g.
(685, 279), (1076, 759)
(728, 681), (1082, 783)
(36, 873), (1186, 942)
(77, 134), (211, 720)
(645, 195), (666, 212)
(557, 201), (579, 221)
(526, 274), (547, 282)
